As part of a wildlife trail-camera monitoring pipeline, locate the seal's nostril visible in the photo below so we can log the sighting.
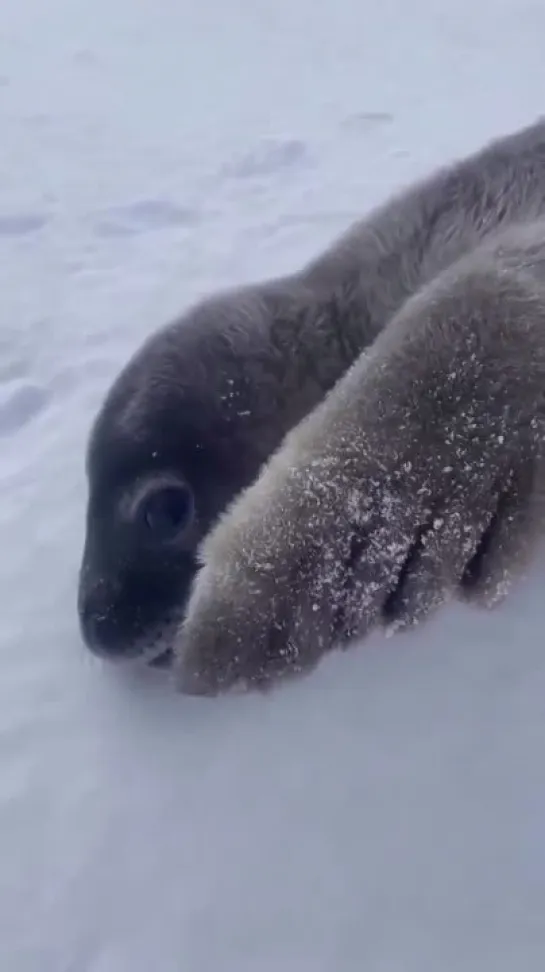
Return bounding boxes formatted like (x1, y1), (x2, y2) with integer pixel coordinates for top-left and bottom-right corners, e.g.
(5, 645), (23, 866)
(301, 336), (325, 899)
(79, 578), (108, 621)
(78, 580), (127, 658)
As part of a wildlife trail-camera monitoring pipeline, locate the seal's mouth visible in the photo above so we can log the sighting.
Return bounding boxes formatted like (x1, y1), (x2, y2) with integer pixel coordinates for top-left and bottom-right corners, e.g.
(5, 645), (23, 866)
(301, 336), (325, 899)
(147, 648), (174, 669)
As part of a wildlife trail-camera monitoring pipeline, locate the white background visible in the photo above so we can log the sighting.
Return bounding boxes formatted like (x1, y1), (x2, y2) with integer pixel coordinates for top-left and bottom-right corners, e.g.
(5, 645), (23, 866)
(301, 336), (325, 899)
(1, 0), (545, 969)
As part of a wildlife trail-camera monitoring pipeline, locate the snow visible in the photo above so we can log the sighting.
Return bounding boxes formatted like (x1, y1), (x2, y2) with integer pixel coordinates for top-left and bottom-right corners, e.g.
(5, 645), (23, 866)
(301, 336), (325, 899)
(1, 0), (545, 968)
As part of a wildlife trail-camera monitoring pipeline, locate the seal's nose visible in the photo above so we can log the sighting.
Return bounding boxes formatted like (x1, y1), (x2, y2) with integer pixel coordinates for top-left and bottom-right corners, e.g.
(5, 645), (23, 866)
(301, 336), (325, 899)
(78, 577), (128, 658)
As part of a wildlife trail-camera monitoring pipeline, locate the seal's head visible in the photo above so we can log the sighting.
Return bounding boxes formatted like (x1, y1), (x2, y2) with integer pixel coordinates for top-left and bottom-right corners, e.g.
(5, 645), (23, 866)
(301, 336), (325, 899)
(78, 288), (293, 665)
(77, 280), (321, 665)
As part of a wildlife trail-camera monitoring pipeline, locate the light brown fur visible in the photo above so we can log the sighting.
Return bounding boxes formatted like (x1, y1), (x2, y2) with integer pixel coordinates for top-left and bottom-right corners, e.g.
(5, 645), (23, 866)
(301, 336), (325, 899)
(175, 221), (545, 694)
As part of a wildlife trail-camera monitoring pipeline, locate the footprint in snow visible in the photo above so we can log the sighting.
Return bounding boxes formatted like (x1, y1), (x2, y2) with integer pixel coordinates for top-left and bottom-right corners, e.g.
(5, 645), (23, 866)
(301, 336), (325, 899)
(0, 214), (50, 237)
(93, 199), (200, 238)
(341, 111), (394, 134)
(0, 384), (50, 436)
(221, 137), (311, 180)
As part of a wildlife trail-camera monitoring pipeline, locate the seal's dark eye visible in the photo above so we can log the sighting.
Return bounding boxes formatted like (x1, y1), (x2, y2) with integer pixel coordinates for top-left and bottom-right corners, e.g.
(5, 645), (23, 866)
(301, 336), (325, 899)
(139, 484), (194, 541)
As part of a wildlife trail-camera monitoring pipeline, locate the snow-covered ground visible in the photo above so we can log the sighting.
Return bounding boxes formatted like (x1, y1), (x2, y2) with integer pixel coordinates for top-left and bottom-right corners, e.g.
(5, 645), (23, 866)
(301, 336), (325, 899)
(2, 0), (545, 968)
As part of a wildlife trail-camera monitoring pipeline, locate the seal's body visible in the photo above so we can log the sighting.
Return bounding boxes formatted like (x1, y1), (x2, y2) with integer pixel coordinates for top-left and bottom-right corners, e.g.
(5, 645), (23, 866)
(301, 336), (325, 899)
(78, 118), (545, 691)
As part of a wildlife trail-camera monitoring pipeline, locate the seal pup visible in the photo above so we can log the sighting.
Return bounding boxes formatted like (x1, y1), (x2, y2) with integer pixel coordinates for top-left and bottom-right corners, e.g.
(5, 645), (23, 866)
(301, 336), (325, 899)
(78, 117), (545, 680)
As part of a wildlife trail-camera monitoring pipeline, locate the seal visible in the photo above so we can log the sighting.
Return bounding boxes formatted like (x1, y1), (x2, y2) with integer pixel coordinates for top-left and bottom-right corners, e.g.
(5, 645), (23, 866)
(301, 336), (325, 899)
(78, 117), (545, 682)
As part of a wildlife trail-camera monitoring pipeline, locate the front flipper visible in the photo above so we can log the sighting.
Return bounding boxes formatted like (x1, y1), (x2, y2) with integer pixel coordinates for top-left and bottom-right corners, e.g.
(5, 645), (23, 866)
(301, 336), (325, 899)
(459, 461), (545, 608)
(174, 254), (545, 696)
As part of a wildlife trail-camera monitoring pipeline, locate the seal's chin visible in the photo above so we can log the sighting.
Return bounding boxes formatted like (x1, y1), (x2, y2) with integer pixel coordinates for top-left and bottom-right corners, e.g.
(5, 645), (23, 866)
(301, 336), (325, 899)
(100, 619), (180, 670)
